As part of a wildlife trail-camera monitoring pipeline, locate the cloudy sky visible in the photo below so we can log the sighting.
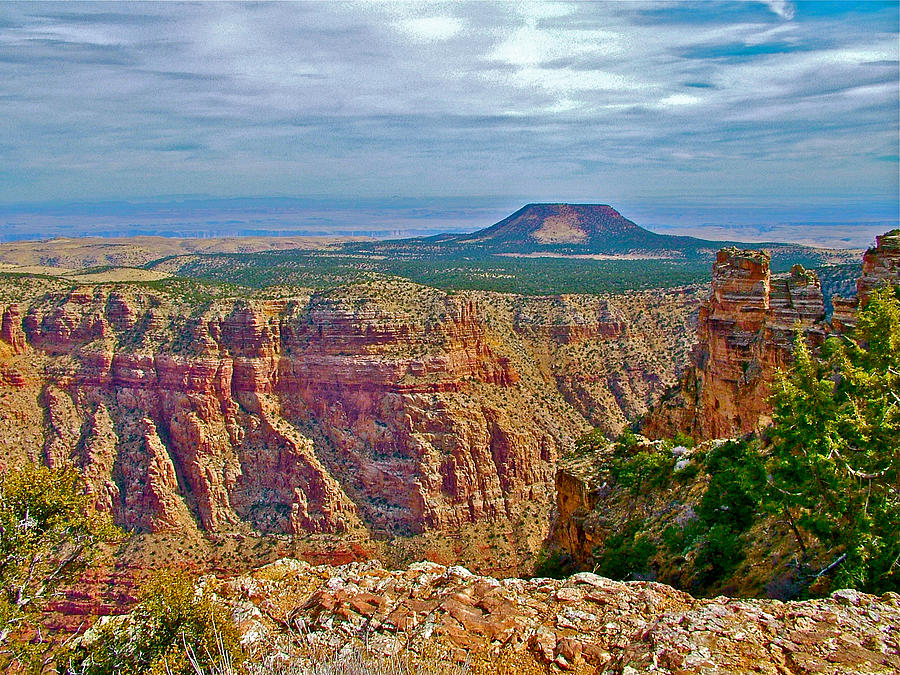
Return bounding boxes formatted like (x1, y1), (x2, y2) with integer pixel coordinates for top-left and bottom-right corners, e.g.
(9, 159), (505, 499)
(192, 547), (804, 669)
(0, 1), (897, 219)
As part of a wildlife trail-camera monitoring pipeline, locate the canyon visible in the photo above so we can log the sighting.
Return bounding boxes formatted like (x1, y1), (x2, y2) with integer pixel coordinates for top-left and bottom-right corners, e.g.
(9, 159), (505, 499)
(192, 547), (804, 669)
(0, 271), (700, 574)
(1, 225), (892, 582)
(3, 225), (897, 674)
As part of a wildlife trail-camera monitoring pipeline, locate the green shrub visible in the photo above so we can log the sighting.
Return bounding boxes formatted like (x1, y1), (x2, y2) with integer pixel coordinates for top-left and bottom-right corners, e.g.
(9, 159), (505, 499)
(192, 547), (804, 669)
(766, 286), (900, 593)
(64, 570), (243, 675)
(573, 427), (609, 455)
(611, 449), (674, 494)
(671, 432), (696, 449)
(593, 521), (657, 580)
(613, 430), (638, 454)
(673, 461), (700, 482)
(533, 548), (576, 579)
(646, 441), (765, 594)
(696, 441), (766, 534)
(693, 524), (745, 588)
(662, 519), (705, 557)
(0, 463), (119, 670)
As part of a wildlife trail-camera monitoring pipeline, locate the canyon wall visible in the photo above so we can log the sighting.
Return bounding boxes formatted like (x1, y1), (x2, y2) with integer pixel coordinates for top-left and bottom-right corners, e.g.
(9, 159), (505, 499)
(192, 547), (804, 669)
(500, 289), (701, 435)
(646, 231), (899, 441)
(0, 285), (544, 538)
(644, 249), (826, 440)
(0, 278), (697, 560)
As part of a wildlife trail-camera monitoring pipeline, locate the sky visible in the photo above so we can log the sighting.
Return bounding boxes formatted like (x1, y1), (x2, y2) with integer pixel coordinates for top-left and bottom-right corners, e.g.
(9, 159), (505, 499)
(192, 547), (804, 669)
(0, 1), (897, 233)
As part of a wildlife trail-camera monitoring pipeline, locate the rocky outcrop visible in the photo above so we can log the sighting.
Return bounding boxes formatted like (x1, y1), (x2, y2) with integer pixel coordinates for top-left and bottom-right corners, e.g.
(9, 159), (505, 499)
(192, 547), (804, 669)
(831, 294), (859, 333)
(832, 229), (900, 332)
(0, 303), (29, 387)
(645, 249), (825, 440)
(647, 232), (900, 441)
(553, 462), (603, 568)
(858, 229), (900, 304)
(1, 304), (26, 353)
(187, 558), (900, 674)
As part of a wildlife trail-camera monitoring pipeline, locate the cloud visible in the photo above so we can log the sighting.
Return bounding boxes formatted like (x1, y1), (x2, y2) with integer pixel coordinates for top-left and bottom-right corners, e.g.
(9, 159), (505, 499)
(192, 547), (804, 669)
(495, 66), (639, 94)
(0, 1), (896, 207)
(395, 16), (464, 42)
(514, 1), (579, 21)
(761, 1), (795, 21)
(488, 24), (621, 67)
(659, 93), (701, 106)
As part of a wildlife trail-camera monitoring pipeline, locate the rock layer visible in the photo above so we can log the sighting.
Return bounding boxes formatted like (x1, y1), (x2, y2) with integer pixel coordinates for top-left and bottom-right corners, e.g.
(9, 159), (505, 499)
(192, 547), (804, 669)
(0, 279), (697, 554)
(645, 249), (825, 439)
(833, 229), (900, 332)
(1, 287), (542, 536)
(201, 558), (900, 674)
(858, 229), (900, 304)
(647, 233), (900, 441)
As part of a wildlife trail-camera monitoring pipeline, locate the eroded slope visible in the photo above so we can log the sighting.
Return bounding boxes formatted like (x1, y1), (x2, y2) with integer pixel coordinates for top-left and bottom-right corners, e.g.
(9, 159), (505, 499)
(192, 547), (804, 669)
(0, 274), (699, 573)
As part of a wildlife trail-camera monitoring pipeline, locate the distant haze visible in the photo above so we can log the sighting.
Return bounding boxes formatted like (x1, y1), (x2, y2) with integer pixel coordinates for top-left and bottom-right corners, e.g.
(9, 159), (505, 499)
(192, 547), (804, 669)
(0, 197), (516, 242)
(1, 197), (896, 249)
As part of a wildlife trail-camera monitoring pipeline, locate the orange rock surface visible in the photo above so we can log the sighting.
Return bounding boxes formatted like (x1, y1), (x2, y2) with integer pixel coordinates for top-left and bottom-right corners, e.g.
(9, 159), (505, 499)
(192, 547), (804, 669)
(196, 558), (900, 674)
(646, 231), (900, 440)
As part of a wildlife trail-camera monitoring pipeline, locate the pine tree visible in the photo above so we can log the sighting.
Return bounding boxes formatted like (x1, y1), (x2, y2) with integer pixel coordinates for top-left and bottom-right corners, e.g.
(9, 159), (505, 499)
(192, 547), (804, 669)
(768, 286), (900, 592)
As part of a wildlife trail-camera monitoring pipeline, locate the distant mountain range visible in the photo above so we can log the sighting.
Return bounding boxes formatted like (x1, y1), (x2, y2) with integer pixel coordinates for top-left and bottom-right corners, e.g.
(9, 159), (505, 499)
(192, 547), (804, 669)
(359, 203), (857, 266)
(444, 203), (701, 255)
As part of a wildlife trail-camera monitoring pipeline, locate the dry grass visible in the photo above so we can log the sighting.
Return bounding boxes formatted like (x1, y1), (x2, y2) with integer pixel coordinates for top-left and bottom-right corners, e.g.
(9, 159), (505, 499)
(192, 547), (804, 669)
(0, 263), (170, 282)
(0, 236), (370, 271)
(177, 628), (471, 675)
(69, 268), (170, 283)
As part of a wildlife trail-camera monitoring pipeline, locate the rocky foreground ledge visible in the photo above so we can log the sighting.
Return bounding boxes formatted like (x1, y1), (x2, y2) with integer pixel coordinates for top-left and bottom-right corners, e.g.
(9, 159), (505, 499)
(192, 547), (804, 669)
(207, 558), (900, 674)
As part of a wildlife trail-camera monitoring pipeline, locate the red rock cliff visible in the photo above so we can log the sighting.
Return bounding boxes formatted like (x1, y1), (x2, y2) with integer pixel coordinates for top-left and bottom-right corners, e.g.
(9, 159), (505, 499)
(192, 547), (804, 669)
(0, 284), (559, 541)
(833, 229), (900, 332)
(644, 248), (826, 440)
(646, 232), (900, 441)
(0, 275), (700, 569)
